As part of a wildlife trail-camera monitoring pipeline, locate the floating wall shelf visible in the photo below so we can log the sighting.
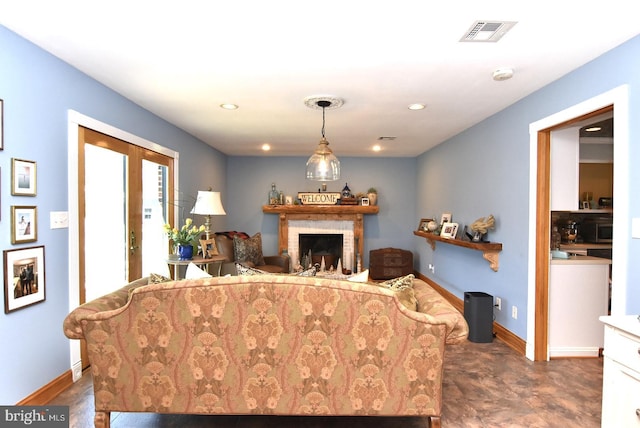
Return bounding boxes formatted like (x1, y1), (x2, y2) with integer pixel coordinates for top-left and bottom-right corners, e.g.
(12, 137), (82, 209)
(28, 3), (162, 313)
(413, 230), (503, 272)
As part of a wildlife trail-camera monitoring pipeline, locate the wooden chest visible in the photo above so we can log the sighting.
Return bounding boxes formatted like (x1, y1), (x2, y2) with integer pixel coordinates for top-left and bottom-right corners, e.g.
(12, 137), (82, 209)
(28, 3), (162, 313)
(369, 247), (414, 280)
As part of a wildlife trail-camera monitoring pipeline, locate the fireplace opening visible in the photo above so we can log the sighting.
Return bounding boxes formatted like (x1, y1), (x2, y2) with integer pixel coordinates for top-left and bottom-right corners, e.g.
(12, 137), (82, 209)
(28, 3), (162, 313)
(299, 234), (343, 270)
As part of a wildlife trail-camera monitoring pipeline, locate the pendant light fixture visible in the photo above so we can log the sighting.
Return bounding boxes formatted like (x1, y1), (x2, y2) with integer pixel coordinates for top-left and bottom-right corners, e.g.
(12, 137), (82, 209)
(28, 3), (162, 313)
(305, 96), (343, 181)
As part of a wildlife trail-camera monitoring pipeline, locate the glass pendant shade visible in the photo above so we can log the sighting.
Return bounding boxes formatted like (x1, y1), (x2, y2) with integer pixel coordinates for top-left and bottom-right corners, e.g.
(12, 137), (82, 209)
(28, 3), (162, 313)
(306, 137), (340, 181)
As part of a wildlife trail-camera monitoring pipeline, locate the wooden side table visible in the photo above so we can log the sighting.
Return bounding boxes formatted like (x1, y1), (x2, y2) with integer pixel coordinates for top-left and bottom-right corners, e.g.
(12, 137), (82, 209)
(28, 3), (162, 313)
(166, 255), (227, 280)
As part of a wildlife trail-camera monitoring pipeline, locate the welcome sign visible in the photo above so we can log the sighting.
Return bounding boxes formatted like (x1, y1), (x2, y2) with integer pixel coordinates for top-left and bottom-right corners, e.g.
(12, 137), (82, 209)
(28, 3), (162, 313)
(297, 192), (341, 205)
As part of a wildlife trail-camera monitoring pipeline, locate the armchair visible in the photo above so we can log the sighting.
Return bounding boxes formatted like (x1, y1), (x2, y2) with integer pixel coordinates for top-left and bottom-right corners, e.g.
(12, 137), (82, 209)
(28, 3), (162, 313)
(214, 231), (290, 275)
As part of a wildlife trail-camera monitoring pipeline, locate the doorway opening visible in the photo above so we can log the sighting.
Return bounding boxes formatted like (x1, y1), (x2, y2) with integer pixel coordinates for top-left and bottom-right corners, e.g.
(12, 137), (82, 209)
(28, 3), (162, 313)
(528, 86), (629, 361)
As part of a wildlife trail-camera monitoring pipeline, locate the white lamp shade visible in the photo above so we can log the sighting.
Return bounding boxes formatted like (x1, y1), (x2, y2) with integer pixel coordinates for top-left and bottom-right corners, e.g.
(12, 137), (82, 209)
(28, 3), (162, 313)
(191, 191), (226, 215)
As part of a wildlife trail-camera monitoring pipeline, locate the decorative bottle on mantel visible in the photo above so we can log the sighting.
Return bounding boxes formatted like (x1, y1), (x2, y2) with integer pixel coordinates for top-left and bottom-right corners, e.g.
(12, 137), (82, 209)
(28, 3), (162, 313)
(269, 183), (279, 205)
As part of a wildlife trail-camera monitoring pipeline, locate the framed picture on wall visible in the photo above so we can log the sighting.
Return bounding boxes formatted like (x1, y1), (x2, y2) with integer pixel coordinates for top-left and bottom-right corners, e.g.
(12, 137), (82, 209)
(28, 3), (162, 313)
(11, 206), (37, 244)
(11, 158), (37, 196)
(4, 246), (46, 313)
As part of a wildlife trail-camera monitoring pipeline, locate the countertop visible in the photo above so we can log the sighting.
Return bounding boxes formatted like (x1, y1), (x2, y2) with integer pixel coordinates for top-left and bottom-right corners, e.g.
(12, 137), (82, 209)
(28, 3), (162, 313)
(600, 315), (640, 337)
(551, 254), (612, 265)
(560, 243), (612, 251)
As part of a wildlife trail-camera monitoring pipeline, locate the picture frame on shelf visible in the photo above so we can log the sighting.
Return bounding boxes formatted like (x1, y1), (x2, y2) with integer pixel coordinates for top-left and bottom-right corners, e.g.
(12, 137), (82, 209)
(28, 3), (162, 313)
(0, 98), (4, 150)
(11, 158), (37, 196)
(11, 205), (37, 244)
(440, 212), (452, 225)
(418, 218), (433, 232)
(3, 245), (46, 314)
(440, 222), (459, 239)
(361, 197), (370, 206)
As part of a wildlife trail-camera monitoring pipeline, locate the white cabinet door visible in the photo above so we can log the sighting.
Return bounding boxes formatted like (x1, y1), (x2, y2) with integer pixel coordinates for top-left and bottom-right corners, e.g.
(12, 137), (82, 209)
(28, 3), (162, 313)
(550, 127), (580, 211)
(549, 263), (609, 357)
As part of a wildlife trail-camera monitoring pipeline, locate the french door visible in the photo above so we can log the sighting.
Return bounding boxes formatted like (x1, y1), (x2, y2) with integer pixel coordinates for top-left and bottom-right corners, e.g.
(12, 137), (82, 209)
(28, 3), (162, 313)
(77, 127), (174, 370)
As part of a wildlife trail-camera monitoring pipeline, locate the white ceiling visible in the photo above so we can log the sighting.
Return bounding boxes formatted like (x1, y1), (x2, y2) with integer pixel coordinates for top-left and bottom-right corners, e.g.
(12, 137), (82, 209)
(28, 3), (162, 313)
(1, 1), (638, 157)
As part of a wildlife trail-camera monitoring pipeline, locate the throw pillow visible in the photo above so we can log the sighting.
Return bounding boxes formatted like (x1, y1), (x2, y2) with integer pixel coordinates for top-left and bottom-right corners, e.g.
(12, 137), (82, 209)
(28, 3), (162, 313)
(185, 262), (212, 279)
(374, 274), (418, 311)
(148, 273), (172, 284)
(236, 263), (269, 276)
(233, 233), (265, 266)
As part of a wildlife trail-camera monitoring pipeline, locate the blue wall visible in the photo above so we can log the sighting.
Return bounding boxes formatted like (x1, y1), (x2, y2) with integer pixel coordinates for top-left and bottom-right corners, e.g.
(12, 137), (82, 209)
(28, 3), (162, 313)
(225, 156), (417, 266)
(0, 26), (226, 404)
(416, 34), (640, 338)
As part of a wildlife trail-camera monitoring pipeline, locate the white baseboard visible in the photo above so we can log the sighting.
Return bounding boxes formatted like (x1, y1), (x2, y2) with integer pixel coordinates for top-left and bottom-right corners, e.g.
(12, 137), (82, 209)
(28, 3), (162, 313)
(549, 346), (601, 358)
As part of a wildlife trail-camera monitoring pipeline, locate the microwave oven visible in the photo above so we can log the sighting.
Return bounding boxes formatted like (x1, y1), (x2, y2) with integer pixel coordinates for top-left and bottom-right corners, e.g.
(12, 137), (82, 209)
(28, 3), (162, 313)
(581, 222), (613, 243)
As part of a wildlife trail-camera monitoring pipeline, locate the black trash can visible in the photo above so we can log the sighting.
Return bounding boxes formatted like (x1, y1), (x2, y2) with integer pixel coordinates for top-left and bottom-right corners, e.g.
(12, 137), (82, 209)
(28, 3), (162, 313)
(464, 292), (494, 343)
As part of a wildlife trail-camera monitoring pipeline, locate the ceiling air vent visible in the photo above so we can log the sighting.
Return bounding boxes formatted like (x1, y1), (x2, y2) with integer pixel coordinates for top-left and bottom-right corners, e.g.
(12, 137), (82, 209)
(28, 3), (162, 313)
(460, 21), (517, 42)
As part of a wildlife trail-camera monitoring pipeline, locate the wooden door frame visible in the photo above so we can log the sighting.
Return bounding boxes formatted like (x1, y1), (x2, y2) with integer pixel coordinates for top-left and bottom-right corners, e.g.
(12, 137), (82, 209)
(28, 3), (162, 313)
(527, 86), (629, 361)
(67, 111), (179, 380)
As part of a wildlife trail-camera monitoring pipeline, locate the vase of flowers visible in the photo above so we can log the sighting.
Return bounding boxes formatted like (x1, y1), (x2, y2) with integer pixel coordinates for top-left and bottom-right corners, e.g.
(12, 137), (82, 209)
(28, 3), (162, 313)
(163, 218), (205, 260)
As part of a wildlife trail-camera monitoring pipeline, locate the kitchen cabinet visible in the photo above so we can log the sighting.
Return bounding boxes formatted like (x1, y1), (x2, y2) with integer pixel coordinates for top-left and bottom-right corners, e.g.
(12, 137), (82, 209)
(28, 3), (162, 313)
(550, 127), (580, 211)
(600, 316), (640, 428)
(549, 256), (610, 357)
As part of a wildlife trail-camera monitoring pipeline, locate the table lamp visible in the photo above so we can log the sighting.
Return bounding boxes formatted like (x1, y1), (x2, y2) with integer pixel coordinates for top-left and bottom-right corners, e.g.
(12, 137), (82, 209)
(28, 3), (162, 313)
(191, 190), (226, 239)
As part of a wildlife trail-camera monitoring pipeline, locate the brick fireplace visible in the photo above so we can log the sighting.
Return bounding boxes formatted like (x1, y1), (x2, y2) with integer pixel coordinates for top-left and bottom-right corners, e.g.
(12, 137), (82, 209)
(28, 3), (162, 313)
(262, 205), (379, 272)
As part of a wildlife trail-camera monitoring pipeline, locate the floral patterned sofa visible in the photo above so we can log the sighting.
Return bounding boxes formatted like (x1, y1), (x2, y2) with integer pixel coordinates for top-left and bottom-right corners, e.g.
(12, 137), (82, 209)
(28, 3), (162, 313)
(63, 274), (468, 428)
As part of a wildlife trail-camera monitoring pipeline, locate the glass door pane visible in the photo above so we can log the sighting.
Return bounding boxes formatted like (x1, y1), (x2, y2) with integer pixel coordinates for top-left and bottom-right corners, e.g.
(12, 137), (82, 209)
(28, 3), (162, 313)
(84, 144), (127, 301)
(141, 159), (170, 277)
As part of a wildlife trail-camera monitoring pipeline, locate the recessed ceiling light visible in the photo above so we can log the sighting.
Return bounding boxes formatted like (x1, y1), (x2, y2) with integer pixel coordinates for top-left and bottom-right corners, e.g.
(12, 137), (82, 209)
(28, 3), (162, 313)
(585, 126), (602, 132)
(408, 103), (425, 110)
(220, 103), (239, 110)
(261, 144), (271, 151)
(372, 145), (382, 152)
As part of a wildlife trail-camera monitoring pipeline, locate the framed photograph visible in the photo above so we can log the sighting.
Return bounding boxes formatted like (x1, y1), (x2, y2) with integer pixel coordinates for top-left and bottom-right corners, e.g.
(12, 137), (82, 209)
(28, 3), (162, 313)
(361, 197), (370, 206)
(0, 98), (3, 150)
(581, 200), (590, 209)
(440, 212), (452, 225)
(418, 218), (433, 232)
(11, 158), (37, 196)
(11, 206), (37, 244)
(4, 246), (46, 313)
(440, 222), (459, 239)
(199, 237), (219, 258)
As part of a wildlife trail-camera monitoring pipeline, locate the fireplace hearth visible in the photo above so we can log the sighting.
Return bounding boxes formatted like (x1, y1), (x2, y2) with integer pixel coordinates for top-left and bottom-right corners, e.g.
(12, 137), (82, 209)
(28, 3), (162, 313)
(299, 234), (343, 269)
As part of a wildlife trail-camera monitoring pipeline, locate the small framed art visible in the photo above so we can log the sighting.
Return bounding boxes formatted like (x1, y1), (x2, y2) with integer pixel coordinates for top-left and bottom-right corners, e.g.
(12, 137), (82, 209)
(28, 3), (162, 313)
(4, 246), (46, 313)
(440, 212), (452, 225)
(361, 197), (370, 206)
(11, 158), (37, 196)
(418, 218), (432, 232)
(11, 206), (37, 244)
(440, 222), (459, 239)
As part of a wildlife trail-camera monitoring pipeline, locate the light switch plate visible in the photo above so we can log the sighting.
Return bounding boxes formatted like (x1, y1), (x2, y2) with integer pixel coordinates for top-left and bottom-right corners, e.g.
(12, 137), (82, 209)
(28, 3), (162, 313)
(632, 218), (640, 239)
(50, 211), (69, 229)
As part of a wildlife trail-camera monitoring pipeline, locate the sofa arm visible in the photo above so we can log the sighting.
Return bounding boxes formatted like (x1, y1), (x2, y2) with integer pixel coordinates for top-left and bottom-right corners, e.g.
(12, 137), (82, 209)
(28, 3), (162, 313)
(413, 280), (469, 344)
(63, 277), (149, 339)
(263, 255), (290, 273)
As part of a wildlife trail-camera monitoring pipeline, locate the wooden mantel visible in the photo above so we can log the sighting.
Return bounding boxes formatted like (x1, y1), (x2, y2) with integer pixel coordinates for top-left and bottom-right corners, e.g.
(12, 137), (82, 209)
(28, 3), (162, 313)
(262, 205), (379, 263)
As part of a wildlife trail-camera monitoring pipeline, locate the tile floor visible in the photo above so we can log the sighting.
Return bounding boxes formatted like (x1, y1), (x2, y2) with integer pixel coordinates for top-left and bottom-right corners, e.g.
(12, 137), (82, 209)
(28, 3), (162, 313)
(49, 339), (603, 427)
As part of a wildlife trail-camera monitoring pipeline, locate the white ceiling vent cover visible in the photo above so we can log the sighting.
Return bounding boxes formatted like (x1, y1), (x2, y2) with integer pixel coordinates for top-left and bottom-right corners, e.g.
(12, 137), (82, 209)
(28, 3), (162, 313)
(460, 21), (517, 42)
